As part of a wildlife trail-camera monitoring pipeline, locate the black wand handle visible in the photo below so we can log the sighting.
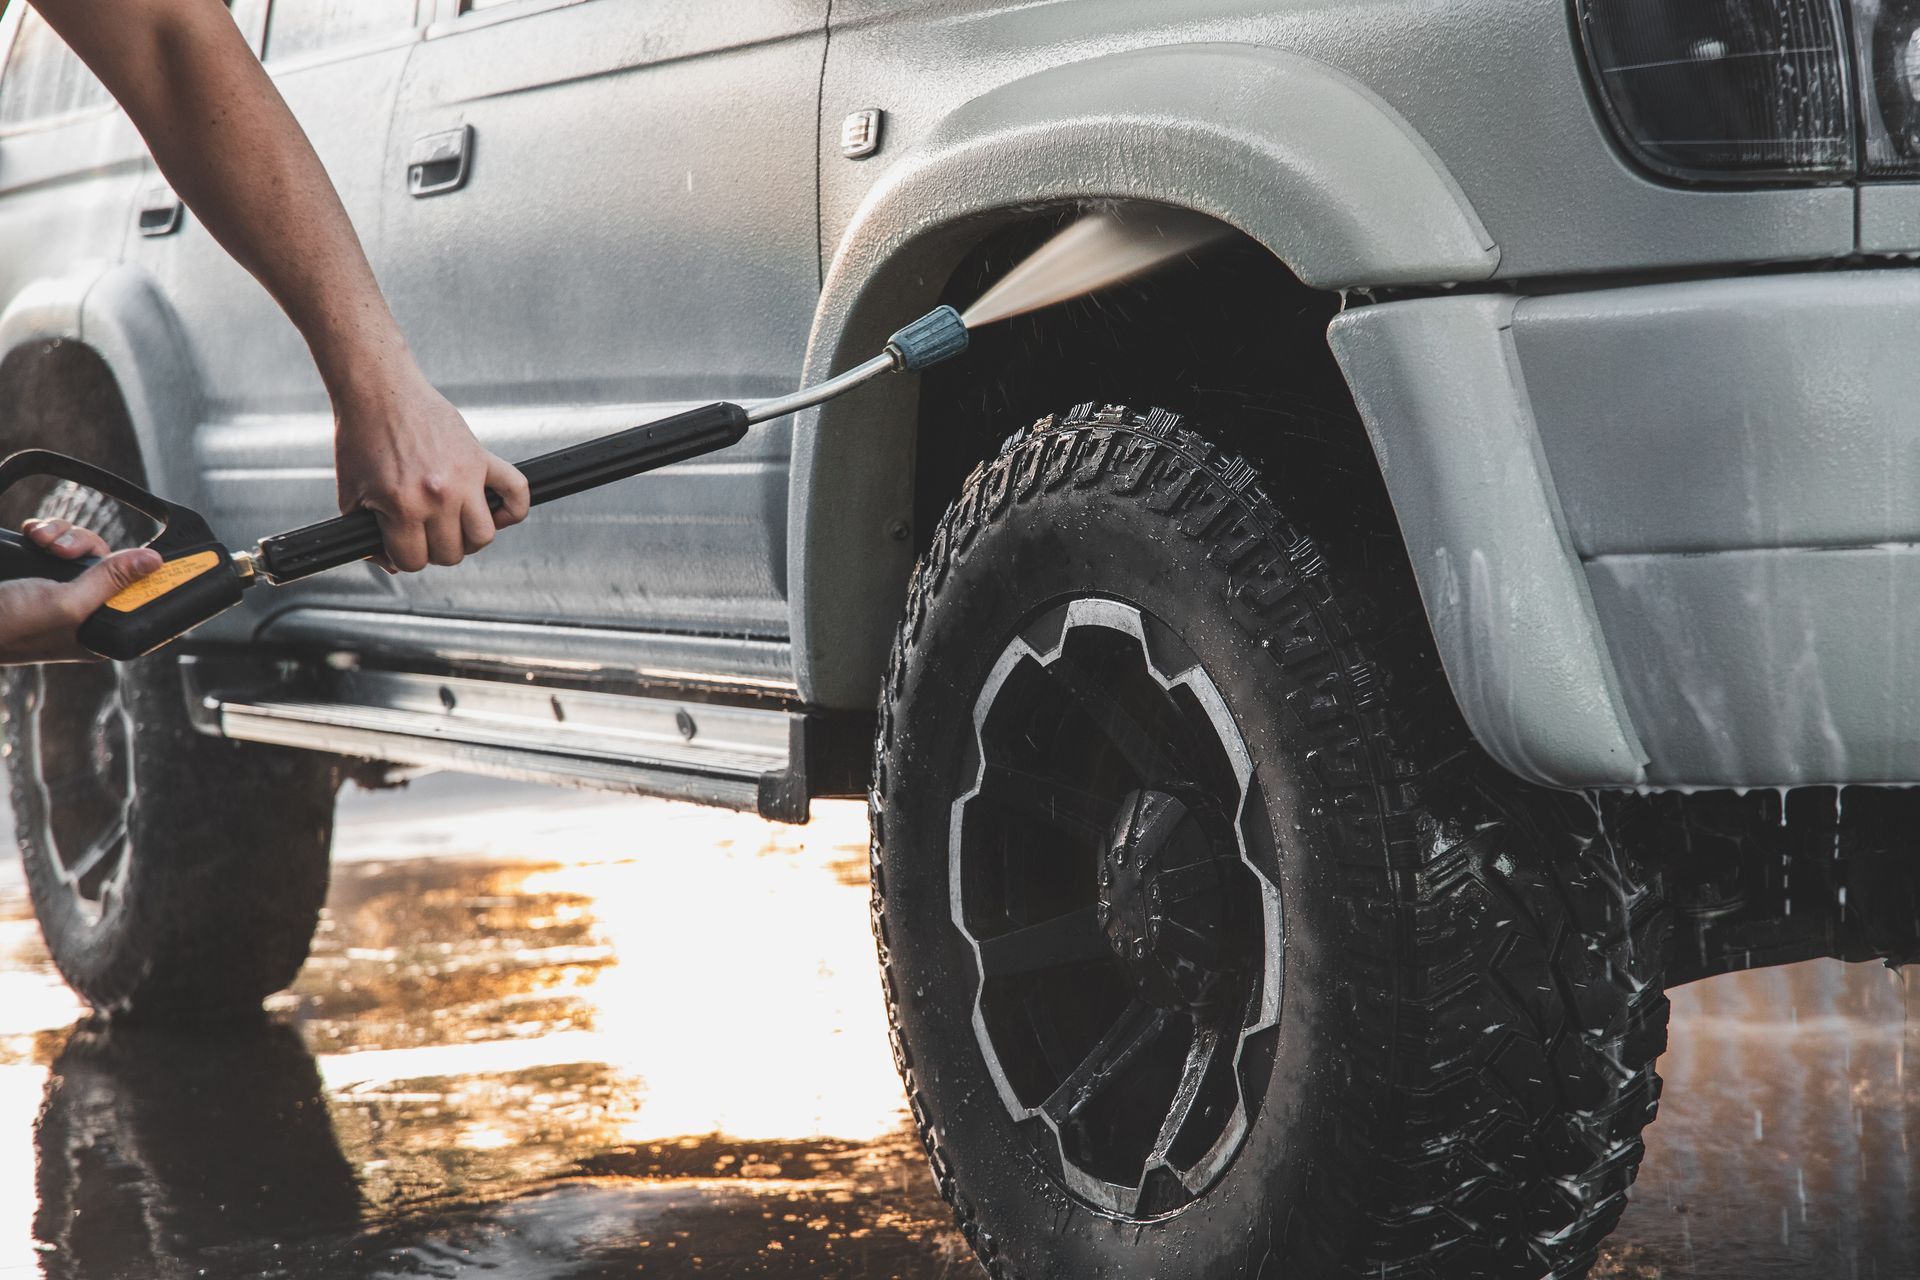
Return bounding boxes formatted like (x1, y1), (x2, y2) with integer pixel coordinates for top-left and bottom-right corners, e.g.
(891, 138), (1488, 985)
(0, 528), (94, 585)
(257, 401), (750, 583)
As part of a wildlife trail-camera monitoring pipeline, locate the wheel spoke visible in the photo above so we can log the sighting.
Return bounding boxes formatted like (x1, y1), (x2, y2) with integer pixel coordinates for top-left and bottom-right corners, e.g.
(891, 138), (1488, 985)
(1022, 987), (1083, 1080)
(63, 814), (127, 887)
(1041, 999), (1172, 1125)
(1154, 916), (1224, 970)
(1040, 651), (1179, 782)
(1148, 1019), (1223, 1167)
(36, 767), (116, 799)
(1152, 858), (1226, 905)
(977, 904), (1109, 979)
(980, 762), (1113, 837)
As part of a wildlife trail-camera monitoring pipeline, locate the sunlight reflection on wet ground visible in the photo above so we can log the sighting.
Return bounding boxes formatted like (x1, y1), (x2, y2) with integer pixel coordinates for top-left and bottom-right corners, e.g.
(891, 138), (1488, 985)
(0, 776), (1912, 1278)
(0, 779), (968, 1279)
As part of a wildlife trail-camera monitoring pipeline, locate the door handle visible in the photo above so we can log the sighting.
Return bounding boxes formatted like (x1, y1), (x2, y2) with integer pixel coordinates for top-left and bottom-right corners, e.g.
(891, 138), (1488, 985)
(136, 184), (184, 237)
(408, 124), (473, 198)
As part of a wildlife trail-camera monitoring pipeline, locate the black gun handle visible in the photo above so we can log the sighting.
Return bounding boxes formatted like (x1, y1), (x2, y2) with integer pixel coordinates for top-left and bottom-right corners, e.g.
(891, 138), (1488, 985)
(0, 450), (252, 660)
(256, 401), (751, 584)
(0, 529), (245, 660)
(76, 545), (247, 660)
(0, 528), (95, 585)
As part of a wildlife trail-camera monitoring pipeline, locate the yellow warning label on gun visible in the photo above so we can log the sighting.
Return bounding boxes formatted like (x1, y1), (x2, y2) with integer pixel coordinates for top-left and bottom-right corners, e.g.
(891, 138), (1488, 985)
(104, 550), (221, 612)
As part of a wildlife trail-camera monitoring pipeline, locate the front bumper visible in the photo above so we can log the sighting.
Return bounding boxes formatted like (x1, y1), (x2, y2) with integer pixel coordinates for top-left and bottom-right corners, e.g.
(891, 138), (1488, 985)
(1331, 270), (1920, 789)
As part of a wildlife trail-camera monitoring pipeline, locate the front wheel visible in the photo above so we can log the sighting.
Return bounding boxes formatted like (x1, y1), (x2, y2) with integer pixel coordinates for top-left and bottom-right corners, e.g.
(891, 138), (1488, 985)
(869, 405), (1670, 1278)
(3, 483), (338, 1021)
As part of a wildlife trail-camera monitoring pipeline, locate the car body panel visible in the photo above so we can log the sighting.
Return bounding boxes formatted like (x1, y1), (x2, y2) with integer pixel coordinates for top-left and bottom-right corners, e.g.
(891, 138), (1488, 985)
(817, 0), (1854, 283)
(1518, 275), (1920, 559)
(1326, 295), (1648, 788)
(1335, 271), (1920, 788)
(0, 6), (149, 317)
(0, 264), (208, 509)
(1859, 186), (1920, 253)
(166, 0), (828, 649)
(1589, 548), (1920, 787)
(1524, 273), (1920, 786)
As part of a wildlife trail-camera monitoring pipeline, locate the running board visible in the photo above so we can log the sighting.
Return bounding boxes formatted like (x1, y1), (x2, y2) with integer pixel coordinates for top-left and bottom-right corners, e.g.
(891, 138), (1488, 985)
(182, 660), (860, 823)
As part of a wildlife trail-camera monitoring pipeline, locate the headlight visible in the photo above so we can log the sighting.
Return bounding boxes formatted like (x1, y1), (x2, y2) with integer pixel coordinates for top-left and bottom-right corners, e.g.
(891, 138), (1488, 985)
(1575, 0), (1855, 182)
(1577, 0), (1920, 182)
(1861, 0), (1920, 175)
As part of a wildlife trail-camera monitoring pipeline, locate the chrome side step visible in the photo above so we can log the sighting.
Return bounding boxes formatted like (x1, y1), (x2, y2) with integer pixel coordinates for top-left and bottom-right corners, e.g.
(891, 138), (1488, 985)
(256, 608), (798, 695)
(184, 660), (839, 822)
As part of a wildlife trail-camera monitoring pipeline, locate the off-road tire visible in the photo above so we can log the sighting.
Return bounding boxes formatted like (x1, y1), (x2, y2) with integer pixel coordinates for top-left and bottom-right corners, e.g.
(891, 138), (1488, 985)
(869, 404), (1670, 1278)
(3, 484), (338, 1021)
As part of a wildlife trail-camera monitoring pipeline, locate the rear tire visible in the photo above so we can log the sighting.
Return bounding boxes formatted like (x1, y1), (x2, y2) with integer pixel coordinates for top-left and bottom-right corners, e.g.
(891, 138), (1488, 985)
(3, 483), (338, 1021)
(870, 404), (1670, 1278)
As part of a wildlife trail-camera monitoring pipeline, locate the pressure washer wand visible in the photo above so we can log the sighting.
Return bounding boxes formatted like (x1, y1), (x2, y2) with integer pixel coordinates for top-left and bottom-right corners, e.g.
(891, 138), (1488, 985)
(248, 305), (970, 586)
(0, 306), (969, 660)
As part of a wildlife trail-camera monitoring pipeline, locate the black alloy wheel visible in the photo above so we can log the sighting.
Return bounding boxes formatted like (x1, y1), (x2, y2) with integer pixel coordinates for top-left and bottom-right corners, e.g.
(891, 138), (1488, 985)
(952, 596), (1281, 1216)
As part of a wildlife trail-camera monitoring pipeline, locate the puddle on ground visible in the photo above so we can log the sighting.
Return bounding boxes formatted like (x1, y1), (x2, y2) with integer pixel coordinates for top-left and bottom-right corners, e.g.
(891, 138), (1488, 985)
(0, 781), (960, 1279)
(1604, 961), (1919, 1280)
(0, 776), (1913, 1278)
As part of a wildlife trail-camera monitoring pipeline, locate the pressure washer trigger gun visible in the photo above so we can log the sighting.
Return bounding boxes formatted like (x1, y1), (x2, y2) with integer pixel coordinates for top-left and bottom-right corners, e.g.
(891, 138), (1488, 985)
(0, 450), (247, 661)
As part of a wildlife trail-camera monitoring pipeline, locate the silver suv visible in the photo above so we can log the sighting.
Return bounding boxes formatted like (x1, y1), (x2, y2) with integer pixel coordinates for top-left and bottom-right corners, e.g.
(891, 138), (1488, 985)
(4, 2), (1916, 1276)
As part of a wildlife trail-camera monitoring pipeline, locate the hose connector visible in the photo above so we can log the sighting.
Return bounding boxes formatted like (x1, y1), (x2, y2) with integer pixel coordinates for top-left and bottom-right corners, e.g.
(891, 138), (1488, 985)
(886, 305), (970, 372)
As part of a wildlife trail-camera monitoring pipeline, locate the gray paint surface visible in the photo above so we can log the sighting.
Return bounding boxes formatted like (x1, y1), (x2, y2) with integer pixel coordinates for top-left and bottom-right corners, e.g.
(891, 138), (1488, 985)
(121, 21), (424, 637)
(1327, 295), (1646, 787)
(1344, 272), (1920, 787)
(1588, 548), (1920, 786)
(817, 0), (1852, 285)
(1859, 185), (1920, 254)
(1511, 272), (1920, 785)
(121, 41), (407, 425)
(209, 0), (826, 642)
(1514, 274), (1920, 558)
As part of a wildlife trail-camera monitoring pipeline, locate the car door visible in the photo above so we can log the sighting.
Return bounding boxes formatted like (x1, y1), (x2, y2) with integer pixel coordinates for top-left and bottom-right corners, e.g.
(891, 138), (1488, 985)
(124, 0), (429, 617)
(366, 0), (828, 641)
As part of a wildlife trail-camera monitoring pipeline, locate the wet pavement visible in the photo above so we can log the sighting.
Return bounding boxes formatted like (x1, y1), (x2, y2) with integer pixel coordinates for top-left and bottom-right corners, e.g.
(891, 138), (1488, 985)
(0, 775), (1914, 1279)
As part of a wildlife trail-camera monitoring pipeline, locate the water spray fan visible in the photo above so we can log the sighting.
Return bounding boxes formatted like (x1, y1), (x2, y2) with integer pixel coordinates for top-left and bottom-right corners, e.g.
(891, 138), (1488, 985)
(0, 306), (969, 661)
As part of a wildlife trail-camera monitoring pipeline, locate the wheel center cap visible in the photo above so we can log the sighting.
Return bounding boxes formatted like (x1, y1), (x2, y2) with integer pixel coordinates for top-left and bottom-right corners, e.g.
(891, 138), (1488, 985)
(1097, 788), (1245, 1010)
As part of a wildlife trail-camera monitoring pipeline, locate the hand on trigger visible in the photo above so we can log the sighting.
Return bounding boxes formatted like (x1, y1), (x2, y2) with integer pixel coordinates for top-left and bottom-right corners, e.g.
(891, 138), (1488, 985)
(0, 519), (163, 665)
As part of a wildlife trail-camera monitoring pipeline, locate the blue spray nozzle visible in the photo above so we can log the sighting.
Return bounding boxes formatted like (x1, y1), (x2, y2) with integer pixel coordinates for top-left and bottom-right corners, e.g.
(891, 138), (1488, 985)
(886, 305), (970, 373)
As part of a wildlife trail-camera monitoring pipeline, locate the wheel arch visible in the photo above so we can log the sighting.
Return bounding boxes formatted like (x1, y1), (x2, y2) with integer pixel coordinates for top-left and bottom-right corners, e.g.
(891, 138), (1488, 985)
(789, 41), (1500, 710)
(0, 263), (205, 518)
